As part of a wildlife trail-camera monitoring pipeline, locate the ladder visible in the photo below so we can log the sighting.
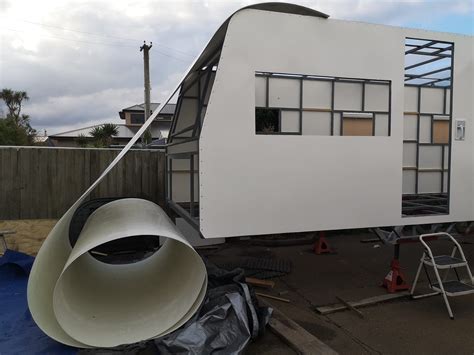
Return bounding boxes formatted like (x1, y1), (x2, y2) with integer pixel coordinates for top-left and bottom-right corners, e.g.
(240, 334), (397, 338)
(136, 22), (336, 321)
(410, 232), (474, 319)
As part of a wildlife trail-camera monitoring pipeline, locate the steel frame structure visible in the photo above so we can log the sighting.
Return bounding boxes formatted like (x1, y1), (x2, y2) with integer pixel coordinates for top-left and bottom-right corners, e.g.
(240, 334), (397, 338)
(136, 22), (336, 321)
(165, 48), (221, 229)
(402, 38), (454, 217)
(255, 71), (392, 136)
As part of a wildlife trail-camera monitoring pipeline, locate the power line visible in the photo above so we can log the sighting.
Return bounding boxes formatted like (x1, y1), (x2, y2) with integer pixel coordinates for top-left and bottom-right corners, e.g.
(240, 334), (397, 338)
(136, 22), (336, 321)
(15, 18), (196, 58)
(1, 27), (191, 62)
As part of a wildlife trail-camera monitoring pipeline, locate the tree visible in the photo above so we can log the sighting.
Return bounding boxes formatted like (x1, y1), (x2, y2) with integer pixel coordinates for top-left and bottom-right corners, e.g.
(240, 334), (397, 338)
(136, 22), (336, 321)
(75, 133), (89, 148)
(90, 123), (119, 147)
(0, 88), (36, 145)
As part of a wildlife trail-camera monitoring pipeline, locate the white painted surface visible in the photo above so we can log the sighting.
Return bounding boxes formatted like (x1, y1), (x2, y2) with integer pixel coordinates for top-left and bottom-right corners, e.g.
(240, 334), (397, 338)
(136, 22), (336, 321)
(302, 111), (331, 135)
(303, 80), (332, 108)
(28, 199), (207, 347)
(281, 110), (300, 132)
(198, 9), (473, 238)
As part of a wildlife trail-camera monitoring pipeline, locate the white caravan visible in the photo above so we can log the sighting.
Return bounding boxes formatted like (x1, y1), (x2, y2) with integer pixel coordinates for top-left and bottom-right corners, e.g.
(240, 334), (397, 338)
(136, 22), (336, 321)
(162, 3), (473, 239)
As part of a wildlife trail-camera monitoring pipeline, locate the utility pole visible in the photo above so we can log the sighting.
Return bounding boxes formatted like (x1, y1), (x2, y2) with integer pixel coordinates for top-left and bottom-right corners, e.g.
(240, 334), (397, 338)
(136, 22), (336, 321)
(140, 41), (152, 145)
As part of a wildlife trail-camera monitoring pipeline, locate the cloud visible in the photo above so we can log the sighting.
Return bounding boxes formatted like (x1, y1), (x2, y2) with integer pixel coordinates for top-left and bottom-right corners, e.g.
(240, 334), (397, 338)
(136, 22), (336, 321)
(0, 0), (472, 133)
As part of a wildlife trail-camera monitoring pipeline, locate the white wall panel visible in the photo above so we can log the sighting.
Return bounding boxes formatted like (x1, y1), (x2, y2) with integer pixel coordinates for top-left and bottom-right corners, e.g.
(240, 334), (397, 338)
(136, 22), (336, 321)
(334, 82), (363, 111)
(418, 171), (442, 193)
(375, 114), (389, 136)
(255, 76), (267, 107)
(419, 145), (442, 169)
(281, 110), (300, 132)
(419, 115), (432, 143)
(403, 143), (417, 167)
(302, 80), (332, 109)
(420, 87), (444, 114)
(404, 86), (418, 112)
(402, 170), (416, 194)
(404, 115), (418, 140)
(365, 84), (389, 111)
(269, 77), (300, 108)
(302, 111), (331, 135)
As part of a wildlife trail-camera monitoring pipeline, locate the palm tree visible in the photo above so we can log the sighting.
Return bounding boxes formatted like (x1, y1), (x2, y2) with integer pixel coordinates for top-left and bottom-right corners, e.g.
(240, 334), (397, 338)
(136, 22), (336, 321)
(90, 123), (119, 147)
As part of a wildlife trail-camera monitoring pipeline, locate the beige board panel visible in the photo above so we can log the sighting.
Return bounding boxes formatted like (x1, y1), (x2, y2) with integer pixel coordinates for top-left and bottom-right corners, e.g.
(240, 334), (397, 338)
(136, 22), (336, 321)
(269, 77), (300, 108)
(443, 171), (448, 193)
(374, 114), (389, 136)
(255, 76), (267, 107)
(334, 82), (363, 111)
(365, 84), (389, 112)
(419, 145), (442, 169)
(342, 117), (373, 136)
(281, 110), (300, 132)
(404, 114), (418, 141)
(433, 120), (450, 144)
(402, 170), (416, 194)
(302, 111), (331, 135)
(418, 171), (442, 193)
(420, 87), (444, 114)
(0, 219), (57, 256)
(404, 86), (418, 112)
(302, 80), (332, 109)
(403, 142), (417, 167)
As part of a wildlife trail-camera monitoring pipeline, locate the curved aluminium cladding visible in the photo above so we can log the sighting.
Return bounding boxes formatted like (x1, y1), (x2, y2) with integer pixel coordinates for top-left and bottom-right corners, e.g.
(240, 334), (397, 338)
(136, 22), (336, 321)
(165, 4), (329, 227)
(169, 3), (328, 134)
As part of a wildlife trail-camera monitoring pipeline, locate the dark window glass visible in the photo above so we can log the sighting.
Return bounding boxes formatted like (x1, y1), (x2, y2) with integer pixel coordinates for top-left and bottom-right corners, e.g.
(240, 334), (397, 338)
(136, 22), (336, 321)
(130, 113), (144, 124)
(255, 108), (280, 134)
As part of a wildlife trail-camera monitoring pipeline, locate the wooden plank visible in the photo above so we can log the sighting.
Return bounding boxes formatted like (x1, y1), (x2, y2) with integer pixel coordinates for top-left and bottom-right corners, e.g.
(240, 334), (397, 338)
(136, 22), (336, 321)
(245, 277), (275, 288)
(302, 107), (332, 113)
(19, 147), (31, 219)
(156, 152), (165, 206)
(335, 296), (364, 318)
(37, 148), (48, 219)
(256, 292), (290, 303)
(315, 291), (410, 315)
(261, 298), (339, 355)
(46, 148), (57, 218)
(141, 150), (151, 201)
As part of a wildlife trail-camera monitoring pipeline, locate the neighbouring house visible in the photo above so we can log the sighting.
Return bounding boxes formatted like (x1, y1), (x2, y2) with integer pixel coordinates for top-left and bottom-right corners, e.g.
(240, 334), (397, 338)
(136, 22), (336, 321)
(48, 102), (176, 147)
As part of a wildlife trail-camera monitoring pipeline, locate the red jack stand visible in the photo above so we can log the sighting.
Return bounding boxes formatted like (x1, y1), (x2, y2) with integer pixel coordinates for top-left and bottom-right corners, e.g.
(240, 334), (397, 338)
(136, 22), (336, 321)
(382, 244), (410, 293)
(313, 232), (334, 255)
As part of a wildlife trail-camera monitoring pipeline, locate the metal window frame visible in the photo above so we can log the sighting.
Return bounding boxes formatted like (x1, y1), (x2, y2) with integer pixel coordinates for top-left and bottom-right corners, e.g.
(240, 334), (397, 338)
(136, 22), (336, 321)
(165, 47), (222, 229)
(402, 38), (454, 217)
(255, 71), (392, 137)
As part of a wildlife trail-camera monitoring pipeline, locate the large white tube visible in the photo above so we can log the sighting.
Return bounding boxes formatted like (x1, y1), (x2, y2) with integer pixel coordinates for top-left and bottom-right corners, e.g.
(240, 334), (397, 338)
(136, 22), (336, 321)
(27, 198), (207, 348)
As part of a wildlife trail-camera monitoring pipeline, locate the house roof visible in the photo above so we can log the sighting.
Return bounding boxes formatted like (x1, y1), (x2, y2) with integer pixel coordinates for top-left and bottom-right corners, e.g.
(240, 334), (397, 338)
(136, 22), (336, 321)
(49, 122), (169, 139)
(121, 103), (176, 115)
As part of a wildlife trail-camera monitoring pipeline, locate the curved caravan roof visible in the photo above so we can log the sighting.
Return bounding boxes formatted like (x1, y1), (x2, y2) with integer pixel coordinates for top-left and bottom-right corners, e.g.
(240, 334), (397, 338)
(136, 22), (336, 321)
(158, 3), (329, 111)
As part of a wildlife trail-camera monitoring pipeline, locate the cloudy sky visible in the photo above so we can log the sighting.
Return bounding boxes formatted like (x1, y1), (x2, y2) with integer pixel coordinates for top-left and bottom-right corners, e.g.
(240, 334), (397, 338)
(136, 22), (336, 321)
(0, 0), (472, 135)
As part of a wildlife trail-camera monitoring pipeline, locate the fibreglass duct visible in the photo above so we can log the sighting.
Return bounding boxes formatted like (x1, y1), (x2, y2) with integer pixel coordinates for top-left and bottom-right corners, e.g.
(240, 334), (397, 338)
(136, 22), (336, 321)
(27, 198), (207, 348)
(26, 31), (214, 348)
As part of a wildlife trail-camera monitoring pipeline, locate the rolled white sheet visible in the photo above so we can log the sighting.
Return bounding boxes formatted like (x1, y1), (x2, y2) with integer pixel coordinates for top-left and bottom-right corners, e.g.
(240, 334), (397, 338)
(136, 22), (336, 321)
(27, 198), (207, 348)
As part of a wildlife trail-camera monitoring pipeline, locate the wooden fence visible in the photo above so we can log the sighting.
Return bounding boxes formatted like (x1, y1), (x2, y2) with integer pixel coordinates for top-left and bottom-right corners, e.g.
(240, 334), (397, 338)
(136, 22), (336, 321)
(0, 147), (165, 220)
